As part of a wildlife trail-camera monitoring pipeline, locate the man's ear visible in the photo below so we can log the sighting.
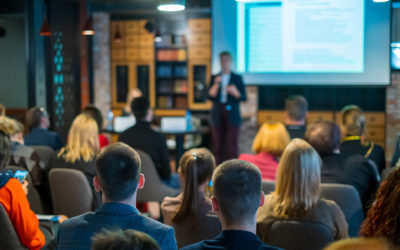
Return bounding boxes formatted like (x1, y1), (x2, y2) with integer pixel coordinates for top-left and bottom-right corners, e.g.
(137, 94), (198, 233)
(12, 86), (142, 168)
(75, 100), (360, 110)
(211, 196), (220, 213)
(93, 176), (102, 192)
(137, 173), (145, 190)
(259, 191), (265, 207)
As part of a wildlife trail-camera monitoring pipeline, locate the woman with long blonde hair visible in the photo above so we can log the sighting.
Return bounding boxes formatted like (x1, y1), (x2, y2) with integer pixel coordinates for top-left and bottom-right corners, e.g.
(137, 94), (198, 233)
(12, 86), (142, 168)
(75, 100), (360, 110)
(239, 122), (290, 180)
(47, 113), (102, 209)
(256, 139), (348, 242)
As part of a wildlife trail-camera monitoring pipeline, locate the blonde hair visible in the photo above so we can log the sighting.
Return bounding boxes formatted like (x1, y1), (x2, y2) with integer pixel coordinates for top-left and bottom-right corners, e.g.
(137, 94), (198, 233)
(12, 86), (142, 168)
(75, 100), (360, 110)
(124, 88), (143, 113)
(58, 114), (99, 163)
(0, 116), (24, 136)
(324, 238), (393, 250)
(274, 138), (321, 218)
(252, 122), (290, 156)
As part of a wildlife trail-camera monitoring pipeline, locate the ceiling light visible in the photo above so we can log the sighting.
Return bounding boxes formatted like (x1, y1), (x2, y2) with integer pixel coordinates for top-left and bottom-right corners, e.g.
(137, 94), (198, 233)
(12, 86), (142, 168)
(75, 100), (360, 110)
(82, 19), (95, 35)
(372, 0), (389, 2)
(154, 30), (162, 42)
(157, 0), (185, 12)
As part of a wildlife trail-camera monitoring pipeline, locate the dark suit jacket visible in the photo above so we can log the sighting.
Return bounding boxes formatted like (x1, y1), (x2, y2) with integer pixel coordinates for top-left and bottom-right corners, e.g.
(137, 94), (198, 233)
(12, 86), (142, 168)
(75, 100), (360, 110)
(285, 125), (306, 139)
(56, 202), (177, 250)
(181, 230), (281, 250)
(119, 121), (171, 180)
(209, 72), (247, 126)
(24, 128), (64, 151)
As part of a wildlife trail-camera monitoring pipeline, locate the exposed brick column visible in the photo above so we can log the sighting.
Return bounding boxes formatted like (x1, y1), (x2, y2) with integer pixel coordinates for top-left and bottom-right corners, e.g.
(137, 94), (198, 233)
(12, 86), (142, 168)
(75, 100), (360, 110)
(386, 72), (400, 164)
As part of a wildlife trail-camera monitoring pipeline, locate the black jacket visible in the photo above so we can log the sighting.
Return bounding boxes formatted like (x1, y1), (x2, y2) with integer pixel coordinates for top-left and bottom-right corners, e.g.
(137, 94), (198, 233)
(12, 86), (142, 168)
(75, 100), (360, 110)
(209, 72), (247, 126)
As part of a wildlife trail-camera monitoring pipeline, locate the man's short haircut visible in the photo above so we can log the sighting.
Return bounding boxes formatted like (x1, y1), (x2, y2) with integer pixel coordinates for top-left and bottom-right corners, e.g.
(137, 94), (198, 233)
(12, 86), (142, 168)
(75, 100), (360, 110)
(219, 51), (232, 61)
(83, 105), (104, 130)
(96, 142), (141, 201)
(26, 107), (47, 130)
(212, 159), (262, 225)
(341, 105), (365, 136)
(131, 97), (150, 121)
(91, 229), (160, 250)
(285, 95), (308, 122)
(304, 121), (341, 157)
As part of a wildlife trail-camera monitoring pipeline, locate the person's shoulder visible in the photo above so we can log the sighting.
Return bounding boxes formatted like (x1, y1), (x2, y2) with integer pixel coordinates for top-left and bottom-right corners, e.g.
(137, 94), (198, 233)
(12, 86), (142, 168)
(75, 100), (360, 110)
(140, 214), (174, 232)
(180, 240), (208, 250)
(238, 153), (255, 161)
(60, 212), (96, 230)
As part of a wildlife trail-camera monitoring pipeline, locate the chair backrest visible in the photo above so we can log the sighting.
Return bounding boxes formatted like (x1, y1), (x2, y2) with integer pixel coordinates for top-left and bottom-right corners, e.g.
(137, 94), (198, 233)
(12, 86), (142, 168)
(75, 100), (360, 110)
(261, 180), (275, 195)
(0, 204), (27, 250)
(29, 145), (54, 169)
(320, 183), (364, 237)
(4, 165), (44, 214)
(173, 213), (221, 248)
(262, 219), (334, 250)
(49, 168), (93, 217)
(136, 150), (180, 202)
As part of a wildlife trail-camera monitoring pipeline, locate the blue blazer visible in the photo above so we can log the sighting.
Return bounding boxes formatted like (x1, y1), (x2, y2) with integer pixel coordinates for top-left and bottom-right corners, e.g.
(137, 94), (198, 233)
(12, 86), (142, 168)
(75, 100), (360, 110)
(181, 230), (282, 250)
(209, 72), (247, 126)
(56, 203), (177, 250)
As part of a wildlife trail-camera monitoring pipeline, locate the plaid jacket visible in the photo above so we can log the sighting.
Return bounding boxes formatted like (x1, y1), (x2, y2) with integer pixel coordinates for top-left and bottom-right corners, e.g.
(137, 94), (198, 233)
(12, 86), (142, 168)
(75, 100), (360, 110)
(56, 202), (177, 250)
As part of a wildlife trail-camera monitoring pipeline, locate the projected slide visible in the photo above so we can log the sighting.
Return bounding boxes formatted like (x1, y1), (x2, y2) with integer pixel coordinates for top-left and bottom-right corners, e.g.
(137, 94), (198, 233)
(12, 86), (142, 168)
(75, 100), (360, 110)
(237, 0), (364, 73)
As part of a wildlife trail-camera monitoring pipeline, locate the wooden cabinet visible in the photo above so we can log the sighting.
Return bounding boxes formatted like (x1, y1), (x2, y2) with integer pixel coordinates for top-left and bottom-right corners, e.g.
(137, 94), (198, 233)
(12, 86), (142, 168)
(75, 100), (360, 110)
(257, 110), (285, 125)
(188, 18), (211, 33)
(306, 111), (334, 125)
(188, 61), (212, 110)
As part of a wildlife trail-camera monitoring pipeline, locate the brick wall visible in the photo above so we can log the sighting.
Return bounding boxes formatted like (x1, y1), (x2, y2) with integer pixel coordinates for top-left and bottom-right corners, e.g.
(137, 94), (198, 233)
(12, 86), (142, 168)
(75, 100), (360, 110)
(386, 72), (400, 164)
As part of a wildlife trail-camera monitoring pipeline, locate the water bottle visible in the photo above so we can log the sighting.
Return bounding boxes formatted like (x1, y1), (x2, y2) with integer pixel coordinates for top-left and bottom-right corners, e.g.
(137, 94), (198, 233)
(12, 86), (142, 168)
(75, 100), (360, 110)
(186, 110), (192, 131)
(107, 110), (114, 131)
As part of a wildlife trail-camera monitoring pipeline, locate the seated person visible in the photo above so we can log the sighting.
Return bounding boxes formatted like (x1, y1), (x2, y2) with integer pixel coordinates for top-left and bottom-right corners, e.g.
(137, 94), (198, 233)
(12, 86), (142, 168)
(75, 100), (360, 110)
(324, 238), (393, 250)
(122, 88), (143, 117)
(305, 121), (380, 210)
(0, 129), (58, 249)
(0, 116), (43, 187)
(360, 167), (400, 246)
(56, 142), (177, 250)
(284, 95), (308, 139)
(161, 148), (218, 247)
(257, 139), (348, 241)
(239, 122), (290, 180)
(339, 105), (385, 173)
(46, 113), (102, 210)
(82, 105), (109, 149)
(91, 229), (160, 250)
(119, 97), (179, 189)
(24, 107), (64, 150)
(181, 159), (280, 250)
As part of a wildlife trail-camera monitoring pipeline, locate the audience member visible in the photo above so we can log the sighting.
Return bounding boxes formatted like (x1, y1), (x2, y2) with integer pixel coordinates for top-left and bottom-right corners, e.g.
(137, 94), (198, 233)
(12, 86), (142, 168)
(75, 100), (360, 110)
(181, 159), (280, 250)
(239, 122), (290, 180)
(119, 97), (179, 188)
(122, 88), (143, 116)
(284, 95), (308, 139)
(91, 229), (160, 250)
(57, 142), (177, 250)
(0, 116), (43, 187)
(339, 105), (385, 173)
(304, 121), (380, 209)
(257, 139), (348, 241)
(0, 129), (59, 249)
(25, 107), (64, 150)
(360, 167), (400, 246)
(46, 113), (102, 209)
(390, 133), (400, 167)
(0, 104), (5, 116)
(324, 238), (393, 250)
(82, 105), (109, 149)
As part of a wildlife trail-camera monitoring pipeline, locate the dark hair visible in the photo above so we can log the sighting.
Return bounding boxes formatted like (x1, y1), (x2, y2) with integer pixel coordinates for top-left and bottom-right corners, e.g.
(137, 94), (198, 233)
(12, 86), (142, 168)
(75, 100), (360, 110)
(212, 159), (262, 225)
(131, 97), (150, 121)
(285, 95), (308, 122)
(173, 148), (215, 225)
(83, 105), (104, 130)
(341, 105), (365, 136)
(96, 142), (141, 201)
(304, 121), (341, 157)
(0, 130), (10, 170)
(360, 167), (400, 245)
(26, 107), (47, 130)
(91, 229), (160, 250)
(219, 51), (232, 60)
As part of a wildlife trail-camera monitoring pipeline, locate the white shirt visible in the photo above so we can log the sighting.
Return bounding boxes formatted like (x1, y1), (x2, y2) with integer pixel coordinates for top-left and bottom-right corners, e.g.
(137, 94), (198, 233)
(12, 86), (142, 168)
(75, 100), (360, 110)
(220, 74), (230, 103)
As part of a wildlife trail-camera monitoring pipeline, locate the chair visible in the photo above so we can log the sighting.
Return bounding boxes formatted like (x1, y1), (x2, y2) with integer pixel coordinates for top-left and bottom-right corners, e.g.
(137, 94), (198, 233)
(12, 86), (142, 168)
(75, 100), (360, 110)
(320, 183), (364, 237)
(4, 165), (44, 214)
(260, 219), (334, 250)
(29, 145), (54, 170)
(261, 180), (275, 195)
(136, 150), (180, 202)
(173, 213), (221, 248)
(0, 204), (27, 250)
(48, 168), (93, 217)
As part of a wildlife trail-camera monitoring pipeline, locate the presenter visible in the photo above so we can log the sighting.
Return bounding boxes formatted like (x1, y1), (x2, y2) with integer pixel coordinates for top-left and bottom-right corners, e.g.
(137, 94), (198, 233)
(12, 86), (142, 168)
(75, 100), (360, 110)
(208, 51), (247, 164)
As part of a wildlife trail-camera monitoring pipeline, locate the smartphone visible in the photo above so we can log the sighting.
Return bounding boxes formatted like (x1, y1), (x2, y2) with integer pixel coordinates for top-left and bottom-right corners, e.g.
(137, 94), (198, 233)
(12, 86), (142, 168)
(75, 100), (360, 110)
(14, 170), (28, 184)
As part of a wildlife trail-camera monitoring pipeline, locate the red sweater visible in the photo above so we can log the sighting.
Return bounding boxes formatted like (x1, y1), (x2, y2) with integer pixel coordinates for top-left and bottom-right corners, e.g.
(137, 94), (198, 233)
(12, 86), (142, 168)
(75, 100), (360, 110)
(0, 178), (45, 250)
(239, 152), (279, 181)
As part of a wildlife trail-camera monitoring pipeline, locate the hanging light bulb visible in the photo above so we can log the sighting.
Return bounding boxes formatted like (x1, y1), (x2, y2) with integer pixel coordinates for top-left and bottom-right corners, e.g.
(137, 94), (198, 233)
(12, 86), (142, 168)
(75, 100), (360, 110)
(154, 30), (162, 42)
(82, 3), (95, 36)
(157, 0), (185, 12)
(40, 1), (51, 36)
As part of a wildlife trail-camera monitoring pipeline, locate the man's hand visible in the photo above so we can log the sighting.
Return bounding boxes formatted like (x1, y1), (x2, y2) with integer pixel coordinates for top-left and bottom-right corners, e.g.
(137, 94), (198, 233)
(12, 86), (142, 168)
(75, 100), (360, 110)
(209, 76), (221, 98)
(22, 180), (29, 196)
(227, 85), (240, 99)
